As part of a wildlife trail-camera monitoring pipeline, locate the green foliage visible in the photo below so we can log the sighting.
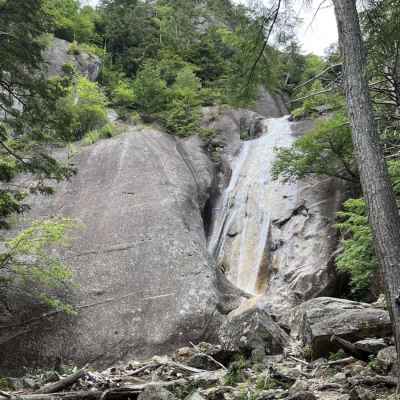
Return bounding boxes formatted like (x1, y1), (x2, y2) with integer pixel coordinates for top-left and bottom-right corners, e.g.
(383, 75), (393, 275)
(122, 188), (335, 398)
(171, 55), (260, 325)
(255, 375), (281, 391)
(112, 80), (136, 109)
(44, 0), (100, 44)
(336, 198), (378, 299)
(0, 0), (76, 227)
(328, 350), (347, 361)
(0, 218), (78, 313)
(272, 113), (357, 182)
(131, 63), (169, 115)
(81, 123), (119, 146)
(55, 76), (108, 141)
(224, 356), (247, 385)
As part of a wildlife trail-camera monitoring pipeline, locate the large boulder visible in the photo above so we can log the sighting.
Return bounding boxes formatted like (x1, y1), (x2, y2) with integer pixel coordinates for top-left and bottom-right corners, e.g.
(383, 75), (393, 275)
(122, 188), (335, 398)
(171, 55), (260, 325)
(218, 299), (290, 360)
(43, 37), (101, 81)
(0, 126), (231, 373)
(284, 297), (392, 358)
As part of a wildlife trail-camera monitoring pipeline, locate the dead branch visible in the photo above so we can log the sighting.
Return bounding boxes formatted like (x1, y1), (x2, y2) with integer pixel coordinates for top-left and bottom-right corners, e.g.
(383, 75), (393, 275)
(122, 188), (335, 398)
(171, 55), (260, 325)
(36, 366), (88, 394)
(330, 335), (370, 361)
(347, 375), (397, 387)
(327, 356), (355, 366)
(189, 342), (228, 371)
(293, 63), (342, 91)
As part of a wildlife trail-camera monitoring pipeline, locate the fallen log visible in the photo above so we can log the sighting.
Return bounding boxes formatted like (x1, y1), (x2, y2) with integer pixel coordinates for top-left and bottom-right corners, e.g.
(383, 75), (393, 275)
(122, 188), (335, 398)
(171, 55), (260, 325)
(327, 357), (355, 366)
(330, 335), (370, 361)
(36, 367), (88, 394)
(0, 379), (189, 400)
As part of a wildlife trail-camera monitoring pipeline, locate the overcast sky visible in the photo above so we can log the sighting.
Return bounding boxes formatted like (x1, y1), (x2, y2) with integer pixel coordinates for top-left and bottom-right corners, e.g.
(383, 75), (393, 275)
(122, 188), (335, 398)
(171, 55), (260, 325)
(81, 0), (338, 56)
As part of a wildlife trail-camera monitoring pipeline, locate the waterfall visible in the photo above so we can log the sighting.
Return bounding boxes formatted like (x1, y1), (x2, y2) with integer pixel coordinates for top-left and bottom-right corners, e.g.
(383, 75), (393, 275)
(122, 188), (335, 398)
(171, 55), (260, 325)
(208, 116), (295, 295)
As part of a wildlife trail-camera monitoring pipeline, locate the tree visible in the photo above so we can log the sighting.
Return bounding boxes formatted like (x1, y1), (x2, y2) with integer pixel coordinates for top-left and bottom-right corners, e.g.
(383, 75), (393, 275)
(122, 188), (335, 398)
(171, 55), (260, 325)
(0, 0), (74, 228)
(332, 0), (400, 375)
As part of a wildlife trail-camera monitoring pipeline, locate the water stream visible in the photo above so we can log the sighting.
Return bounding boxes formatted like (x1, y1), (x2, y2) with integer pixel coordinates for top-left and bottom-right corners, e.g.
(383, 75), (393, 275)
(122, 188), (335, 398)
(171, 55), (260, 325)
(208, 116), (295, 295)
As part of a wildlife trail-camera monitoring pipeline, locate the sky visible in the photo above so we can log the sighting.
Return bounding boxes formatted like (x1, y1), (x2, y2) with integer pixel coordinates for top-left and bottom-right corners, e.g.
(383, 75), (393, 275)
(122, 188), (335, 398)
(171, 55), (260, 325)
(81, 0), (338, 56)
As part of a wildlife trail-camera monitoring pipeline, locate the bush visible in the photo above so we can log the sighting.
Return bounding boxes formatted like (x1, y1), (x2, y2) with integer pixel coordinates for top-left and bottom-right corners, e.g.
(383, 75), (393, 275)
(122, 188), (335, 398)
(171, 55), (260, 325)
(131, 63), (169, 114)
(335, 198), (378, 299)
(0, 218), (78, 313)
(56, 76), (108, 141)
(112, 80), (135, 109)
(81, 123), (118, 146)
(272, 113), (356, 182)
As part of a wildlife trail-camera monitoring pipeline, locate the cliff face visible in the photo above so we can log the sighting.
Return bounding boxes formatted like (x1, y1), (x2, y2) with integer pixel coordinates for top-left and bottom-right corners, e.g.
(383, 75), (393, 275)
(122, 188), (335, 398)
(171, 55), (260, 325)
(0, 126), (229, 373)
(0, 88), (346, 373)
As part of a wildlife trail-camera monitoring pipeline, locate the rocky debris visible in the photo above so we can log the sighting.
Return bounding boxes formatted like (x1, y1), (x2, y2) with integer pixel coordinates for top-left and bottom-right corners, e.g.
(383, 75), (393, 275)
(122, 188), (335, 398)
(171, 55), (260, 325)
(376, 346), (398, 375)
(137, 387), (177, 400)
(353, 339), (387, 355)
(44, 37), (101, 81)
(0, 341), (398, 400)
(285, 298), (392, 358)
(218, 300), (290, 360)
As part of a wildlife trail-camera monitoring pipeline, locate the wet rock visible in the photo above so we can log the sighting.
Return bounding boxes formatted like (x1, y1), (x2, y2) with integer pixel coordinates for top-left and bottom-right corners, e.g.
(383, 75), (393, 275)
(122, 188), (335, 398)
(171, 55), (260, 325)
(137, 386), (177, 400)
(206, 112), (344, 315)
(354, 338), (387, 354)
(286, 298), (392, 358)
(349, 387), (375, 400)
(218, 300), (290, 357)
(376, 346), (398, 374)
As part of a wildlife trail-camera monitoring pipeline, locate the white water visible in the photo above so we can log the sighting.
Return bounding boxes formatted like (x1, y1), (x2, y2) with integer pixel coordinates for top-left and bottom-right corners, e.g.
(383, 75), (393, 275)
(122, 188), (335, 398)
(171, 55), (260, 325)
(208, 116), (295, 295)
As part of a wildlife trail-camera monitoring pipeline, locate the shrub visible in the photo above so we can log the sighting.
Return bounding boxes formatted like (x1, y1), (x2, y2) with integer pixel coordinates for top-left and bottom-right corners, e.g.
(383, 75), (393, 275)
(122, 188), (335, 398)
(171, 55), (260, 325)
(55, 76), (108, 141)
(0, 218), (78, 313)
(81, 123), (118, 146)
(132, 63), (169, 114)
(335, 198), (378, 299)
(112, 80), (135, 109)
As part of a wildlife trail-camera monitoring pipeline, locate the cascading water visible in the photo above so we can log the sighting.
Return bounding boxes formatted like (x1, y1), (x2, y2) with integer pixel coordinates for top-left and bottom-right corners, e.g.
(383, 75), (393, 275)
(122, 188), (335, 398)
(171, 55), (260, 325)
(208, 116), (295, 296)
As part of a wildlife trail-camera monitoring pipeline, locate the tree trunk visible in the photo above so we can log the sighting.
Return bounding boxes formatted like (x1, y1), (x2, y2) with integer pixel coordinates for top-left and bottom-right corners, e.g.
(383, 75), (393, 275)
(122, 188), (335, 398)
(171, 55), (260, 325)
(332, 0), (400, 379)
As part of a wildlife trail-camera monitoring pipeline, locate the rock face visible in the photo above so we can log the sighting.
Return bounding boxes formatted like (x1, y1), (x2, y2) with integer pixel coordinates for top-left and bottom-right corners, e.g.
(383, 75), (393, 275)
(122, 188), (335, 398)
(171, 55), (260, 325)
(207, 114), (343, 316)
(0, 126), (229, 373)
(252, 86), (289, 118)
(43, 37), (101, 81)
(285, 297), (392, 357)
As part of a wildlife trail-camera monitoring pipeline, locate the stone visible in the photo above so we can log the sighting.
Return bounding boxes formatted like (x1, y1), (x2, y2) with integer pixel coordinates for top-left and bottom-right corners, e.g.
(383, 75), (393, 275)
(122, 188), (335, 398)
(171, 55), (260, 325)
(376, 346), (398, 374)
(218, 300), (290, 356)
(286, 297), (392, 358)
(44, 37), (101, 81)
(354, 338), (387, 354)
(0, 126), (236, 373)
(332, 373), (347, 383)
(137, 386), (177, 400)
(185, 392), (206, 400)
(289, 380), (311, 395)
(349, 387), (375, 400)
(287, 392), (317, 400)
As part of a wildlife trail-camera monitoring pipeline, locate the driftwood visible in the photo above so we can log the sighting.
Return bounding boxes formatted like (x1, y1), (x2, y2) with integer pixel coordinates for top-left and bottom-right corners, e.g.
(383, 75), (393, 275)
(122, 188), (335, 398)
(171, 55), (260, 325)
(0, 380), (189, 400)
(330, 335), (370, 361)
(36, 367), (88, 394)
(327, 356), (356, 366)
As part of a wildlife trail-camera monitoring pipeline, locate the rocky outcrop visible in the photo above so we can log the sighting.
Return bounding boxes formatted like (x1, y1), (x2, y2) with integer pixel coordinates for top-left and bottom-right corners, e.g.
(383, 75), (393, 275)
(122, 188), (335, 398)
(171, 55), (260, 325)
(284, 297), (392, 358)
(0, 126), (232, 373)
(43, 37), (101, 81)
(252, 86), (289, 118)
(218, 299), (290, 360)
